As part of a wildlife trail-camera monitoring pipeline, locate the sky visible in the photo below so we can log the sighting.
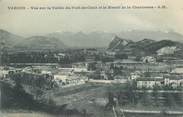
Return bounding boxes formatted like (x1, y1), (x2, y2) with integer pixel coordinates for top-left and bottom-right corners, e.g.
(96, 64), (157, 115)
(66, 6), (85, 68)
(0, 0), (183, 36)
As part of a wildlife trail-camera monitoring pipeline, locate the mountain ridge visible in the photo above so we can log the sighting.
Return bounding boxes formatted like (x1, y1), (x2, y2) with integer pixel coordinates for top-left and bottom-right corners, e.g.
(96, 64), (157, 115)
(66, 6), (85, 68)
(1, 29), (183, 49)
(108, 35), (183, 57)
(0, 29), (66, 50)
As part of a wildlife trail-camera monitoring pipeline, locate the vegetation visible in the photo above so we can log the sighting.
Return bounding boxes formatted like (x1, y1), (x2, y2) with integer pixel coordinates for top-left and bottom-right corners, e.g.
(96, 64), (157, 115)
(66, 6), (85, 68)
(10, 72), (57, 90)
(1, 51), (86, 64)
(115, 53), (128, 59)
(145, 40), (177, 53)
(106, 82), (183, 108)
(0, 81), (87, 116)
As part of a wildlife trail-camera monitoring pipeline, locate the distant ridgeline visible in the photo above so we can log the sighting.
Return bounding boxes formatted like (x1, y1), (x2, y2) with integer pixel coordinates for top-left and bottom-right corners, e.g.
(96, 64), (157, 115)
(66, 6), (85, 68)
(108, 35), (183, 58)
(1, 29), (183, 63)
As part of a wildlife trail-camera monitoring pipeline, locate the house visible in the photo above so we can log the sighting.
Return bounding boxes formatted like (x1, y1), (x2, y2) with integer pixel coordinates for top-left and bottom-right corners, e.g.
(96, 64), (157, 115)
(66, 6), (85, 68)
(114, 75), (128, 83)
(84, 48), (99, 56)
(164, 75), (183, 88)
(142, 56), (156, 63)
(105, 51), (116, 58)
(54, 53), (66, 61)
(136, 75), (183, 89)
(72, 63), (88, 73)
(53, 74), (87, 87)
(171, 68), (183, 74)
(100, 71), (108, 80)
(129, 71), (141, 80)
(136, 78), (164, 88)
(85, 55), (96, 62)
(128, 55), (136, 60)
(157, 46), (177, 56)
(41, 70), (52, 75)
(53, 74), (68, 85)
(0, 70), (9, 78)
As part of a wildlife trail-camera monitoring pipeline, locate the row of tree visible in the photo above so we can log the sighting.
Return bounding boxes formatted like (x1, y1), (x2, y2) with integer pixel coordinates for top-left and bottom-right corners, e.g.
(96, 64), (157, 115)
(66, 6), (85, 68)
(1, 51), (85, 64)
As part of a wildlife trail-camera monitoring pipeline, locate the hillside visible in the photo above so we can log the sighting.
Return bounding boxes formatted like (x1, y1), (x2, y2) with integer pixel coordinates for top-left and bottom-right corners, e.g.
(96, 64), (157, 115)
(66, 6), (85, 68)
(108, 36), (183, 56)
(144, 40), (178, 53)
(48, 30), (183, 48)
(48, 31), (114, 48)
(0, 81), (39, 110)
(0, 81), (83, 115)
(0, 29), (23, 48)
(1, 29), (183, 50)
(117, 30), (183, 42)
(108, 36), (133, 50)
(0, 29), (67, 51)
(18, 36), (67, 50)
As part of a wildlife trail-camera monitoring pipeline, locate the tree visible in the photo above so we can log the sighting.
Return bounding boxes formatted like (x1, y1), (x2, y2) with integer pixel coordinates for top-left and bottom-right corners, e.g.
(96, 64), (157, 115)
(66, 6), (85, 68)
(87, 62), (97, 71)
(115, 53), (128, 59)
(152, 85), (160, 106)
(140, 87), (148, 106)
(135, 55), (142, 61)
(126, 81), (137, 105)
(105, 92), (116, 110)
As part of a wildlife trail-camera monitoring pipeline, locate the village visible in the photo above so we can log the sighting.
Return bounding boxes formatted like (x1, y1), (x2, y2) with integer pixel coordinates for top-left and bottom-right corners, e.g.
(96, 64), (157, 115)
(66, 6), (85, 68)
(0, 48), (183, 90)
(0, 36), (183, 117)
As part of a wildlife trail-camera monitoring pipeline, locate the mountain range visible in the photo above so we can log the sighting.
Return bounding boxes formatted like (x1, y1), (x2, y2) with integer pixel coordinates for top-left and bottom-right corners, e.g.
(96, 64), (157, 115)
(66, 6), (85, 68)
(0, 29), (66, 51)
(47, 30), (183, 48)
(16, 36), (66, 50)
(108, 35), (183, 57)
(0, 29), (183, 51)
(0, 29), (23, 48)
(117, 30), (183, 42)
(47, 31), (114, 48)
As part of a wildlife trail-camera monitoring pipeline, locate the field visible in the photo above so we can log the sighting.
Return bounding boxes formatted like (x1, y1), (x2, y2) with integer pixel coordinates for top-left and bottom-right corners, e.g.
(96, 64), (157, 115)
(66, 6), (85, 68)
(1, 82), (183, 117)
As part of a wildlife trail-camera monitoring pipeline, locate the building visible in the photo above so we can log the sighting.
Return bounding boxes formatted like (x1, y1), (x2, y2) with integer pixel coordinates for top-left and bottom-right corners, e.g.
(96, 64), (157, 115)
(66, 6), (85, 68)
(105, 51), (116, 58)
(129, 71), (142, 80)
(54, 53), (66, 61)
(72, 63), (88, 73)
(164, 75), (183, 88)
(157, 46), (177, 56)
(136, 75), (183, 89)
(136, 78), (164, 89)
(53, 74), (87, 87)
(0, 69), (9, 79)
(171, 68), (183, 74)
(142, 56), (156, 63)
(100, 71), (108, 80)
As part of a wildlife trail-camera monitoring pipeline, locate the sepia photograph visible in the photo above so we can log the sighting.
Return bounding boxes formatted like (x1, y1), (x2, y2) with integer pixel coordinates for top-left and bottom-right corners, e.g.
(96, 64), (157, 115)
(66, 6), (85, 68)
(0, 0), (183, 117)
